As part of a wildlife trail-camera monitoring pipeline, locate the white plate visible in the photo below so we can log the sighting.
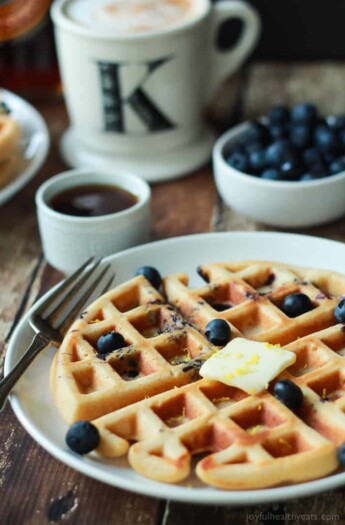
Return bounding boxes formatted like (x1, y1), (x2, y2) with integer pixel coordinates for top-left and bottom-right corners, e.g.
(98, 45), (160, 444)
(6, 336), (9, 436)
(0, 89), (50, 206)
(5, 231), (345, 505)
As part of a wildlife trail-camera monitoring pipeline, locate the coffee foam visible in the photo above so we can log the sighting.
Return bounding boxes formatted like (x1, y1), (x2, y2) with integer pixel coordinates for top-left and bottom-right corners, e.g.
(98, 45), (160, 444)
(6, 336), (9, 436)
(65, 0), (205, 34)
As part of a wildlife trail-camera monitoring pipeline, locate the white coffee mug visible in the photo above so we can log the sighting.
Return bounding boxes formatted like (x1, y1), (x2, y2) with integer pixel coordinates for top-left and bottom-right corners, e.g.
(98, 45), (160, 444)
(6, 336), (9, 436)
(51, 0), (260, 181)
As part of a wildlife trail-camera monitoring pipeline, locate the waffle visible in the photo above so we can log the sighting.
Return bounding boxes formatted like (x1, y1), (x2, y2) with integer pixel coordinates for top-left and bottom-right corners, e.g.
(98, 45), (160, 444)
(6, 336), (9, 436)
(51, 274), (216, 423)
(0, 114), (21, 163)
(0, 114), (22, 187)
(52, 260), (345, 489)
(0, 148), (22, 188)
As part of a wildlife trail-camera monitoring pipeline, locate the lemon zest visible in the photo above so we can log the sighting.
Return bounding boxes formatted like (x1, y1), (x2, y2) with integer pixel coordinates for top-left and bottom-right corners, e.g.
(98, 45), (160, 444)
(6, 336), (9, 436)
(246, 353), (259, 365)
(265, 342), (281, 350)
(234, 366), (250, 377)
(213, 396), (232, 403)
(278, 438), (292, 449)
(247, 425), (263, 435)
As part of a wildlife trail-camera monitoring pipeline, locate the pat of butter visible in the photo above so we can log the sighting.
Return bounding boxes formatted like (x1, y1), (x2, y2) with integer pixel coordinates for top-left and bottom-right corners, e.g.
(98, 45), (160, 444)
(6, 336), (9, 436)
(200, 338), (296, 394)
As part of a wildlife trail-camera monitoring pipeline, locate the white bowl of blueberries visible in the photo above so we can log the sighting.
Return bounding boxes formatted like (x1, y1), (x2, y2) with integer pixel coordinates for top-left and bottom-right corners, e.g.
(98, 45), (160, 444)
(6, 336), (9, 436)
(213, 103), (345, 228)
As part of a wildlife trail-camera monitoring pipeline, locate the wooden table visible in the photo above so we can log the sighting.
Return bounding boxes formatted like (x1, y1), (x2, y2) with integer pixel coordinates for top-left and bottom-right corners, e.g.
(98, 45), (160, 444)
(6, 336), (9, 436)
(1, 63), (345, 525)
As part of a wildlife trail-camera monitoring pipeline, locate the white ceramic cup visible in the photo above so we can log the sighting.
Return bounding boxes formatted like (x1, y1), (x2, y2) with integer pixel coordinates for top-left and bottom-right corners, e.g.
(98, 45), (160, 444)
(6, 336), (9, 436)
(51, 0), (261, 182)
(36, 169), (151, 273)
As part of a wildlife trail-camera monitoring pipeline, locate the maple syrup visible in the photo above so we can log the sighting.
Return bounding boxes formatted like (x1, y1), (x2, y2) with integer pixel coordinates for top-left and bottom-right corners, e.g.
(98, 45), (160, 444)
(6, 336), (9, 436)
(50, 184), (138, 217)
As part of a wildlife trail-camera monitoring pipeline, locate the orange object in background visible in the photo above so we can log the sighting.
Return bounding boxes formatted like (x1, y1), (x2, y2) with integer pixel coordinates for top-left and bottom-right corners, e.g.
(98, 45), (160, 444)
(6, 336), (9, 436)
(0, 0), (60, 99)
(0, 0), (51, 42)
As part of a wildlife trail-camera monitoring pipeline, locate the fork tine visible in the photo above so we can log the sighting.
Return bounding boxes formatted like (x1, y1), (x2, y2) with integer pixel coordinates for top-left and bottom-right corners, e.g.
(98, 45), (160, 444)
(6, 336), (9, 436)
(44, 258), (102, 325)
(99, 272), (116, 296)
(58, 264), (112, 335)
(35, 257), (94, 316)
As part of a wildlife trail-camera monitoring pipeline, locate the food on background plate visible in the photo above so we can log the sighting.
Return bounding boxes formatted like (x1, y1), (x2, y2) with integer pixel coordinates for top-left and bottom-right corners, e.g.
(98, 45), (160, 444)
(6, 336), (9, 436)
(226, 102), (345, 182)
(0, 104), (23, 188)
(51, 260), (345, 489)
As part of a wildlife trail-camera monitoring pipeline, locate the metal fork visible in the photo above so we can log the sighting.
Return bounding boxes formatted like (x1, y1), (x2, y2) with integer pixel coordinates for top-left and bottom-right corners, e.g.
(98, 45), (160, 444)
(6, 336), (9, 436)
(0, 257), (115, 411)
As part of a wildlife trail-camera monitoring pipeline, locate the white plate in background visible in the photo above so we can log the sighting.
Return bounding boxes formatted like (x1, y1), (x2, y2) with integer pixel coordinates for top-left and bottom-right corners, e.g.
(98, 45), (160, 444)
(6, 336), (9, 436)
(0, 89), (50, 206)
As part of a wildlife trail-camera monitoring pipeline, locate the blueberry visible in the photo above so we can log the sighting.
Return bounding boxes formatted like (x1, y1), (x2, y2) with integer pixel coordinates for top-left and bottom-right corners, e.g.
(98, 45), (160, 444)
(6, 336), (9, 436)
(315, 117), (328, 127)
(327, 115), (345, 130)
(300, 172), (324, 182)
(135, 266), (162, 288)
(300, 163), (328, 181)
(265, 140), (294, 167)
(66, 421), (100, 455)
(309, 163), (329, 178)
(245, 121), (271, 146)
(322, 152), (337, 165)
(96, 331), (126, 355)
(269, 123), (289, 140)
(249, 149), (267, 172)
(227, 144), (244, 156)
(290, 124), (312, 149)
(267, 105), (290, 124)
(329, 157), (345, 175)
(205, 319), (231, 346)
(291, 103), (317, 124)
(227, 151), (249, 172)
(281, 293), (313, 317)
(299, 173), (318, 182)
(337, 443), (345, 467)
(315, 125), (339, 153)
(280, 159), (303, 181)
(334, 298), (345, 323)
(261, 168), (282, 181)
(0, 101), (10, 115)
(338, 128), (345, 149)
(303, 148), (323, 166)
(273, 379), (303, 410)
(244, 141), (263, 154)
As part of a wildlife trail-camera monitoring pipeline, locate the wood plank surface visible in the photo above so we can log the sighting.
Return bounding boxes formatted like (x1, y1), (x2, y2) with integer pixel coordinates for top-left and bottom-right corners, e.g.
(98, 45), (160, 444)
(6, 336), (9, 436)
(1, 62), (345, 525)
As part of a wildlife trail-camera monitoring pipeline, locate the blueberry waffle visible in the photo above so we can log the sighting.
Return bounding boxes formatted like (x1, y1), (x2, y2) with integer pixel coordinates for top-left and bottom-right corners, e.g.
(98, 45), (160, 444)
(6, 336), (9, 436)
(52, 261), (345, 489)
(51, 274), (216, 422)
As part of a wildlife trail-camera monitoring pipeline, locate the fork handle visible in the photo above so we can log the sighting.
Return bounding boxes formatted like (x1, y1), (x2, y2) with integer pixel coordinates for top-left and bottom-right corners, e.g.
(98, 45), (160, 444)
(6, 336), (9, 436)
(0, 332), (51, 412)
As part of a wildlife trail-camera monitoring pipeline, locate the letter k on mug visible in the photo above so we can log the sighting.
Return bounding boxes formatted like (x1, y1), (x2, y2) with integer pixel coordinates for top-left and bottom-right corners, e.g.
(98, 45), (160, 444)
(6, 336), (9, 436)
(52, 0), (260, 181)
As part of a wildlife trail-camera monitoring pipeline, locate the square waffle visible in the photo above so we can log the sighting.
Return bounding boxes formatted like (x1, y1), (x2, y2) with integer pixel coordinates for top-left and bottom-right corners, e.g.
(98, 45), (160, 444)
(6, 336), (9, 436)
(51, 274), (215, 422)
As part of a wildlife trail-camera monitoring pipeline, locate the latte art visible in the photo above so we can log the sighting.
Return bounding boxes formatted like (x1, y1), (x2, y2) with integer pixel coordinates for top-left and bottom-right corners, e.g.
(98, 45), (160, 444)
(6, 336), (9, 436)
(66, 0), (204, 34)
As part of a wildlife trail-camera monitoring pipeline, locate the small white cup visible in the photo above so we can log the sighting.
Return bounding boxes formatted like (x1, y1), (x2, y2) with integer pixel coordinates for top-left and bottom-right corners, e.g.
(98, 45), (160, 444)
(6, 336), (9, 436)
(36, 169), (151, 273)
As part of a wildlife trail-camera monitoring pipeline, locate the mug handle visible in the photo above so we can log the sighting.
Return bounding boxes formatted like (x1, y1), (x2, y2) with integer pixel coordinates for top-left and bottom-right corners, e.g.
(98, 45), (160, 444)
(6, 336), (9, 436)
(206, 0), (261, 102)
